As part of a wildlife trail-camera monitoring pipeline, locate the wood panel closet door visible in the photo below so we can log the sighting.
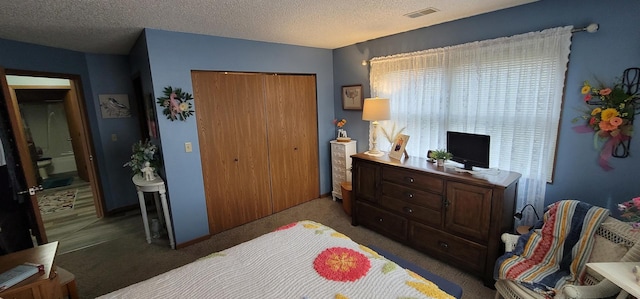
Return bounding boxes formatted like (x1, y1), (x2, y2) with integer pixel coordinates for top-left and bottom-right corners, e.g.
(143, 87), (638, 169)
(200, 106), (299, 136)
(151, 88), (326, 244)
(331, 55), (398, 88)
(192, 71), (272, 234)
(264, 74), (319, 212)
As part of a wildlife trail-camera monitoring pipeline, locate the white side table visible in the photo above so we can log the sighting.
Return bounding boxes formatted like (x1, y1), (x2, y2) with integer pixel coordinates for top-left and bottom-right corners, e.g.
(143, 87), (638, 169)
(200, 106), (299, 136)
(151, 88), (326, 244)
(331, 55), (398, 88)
(132, 174), (175, 249)
(587, 262), (640, 299)
(330, 140), (357, 201)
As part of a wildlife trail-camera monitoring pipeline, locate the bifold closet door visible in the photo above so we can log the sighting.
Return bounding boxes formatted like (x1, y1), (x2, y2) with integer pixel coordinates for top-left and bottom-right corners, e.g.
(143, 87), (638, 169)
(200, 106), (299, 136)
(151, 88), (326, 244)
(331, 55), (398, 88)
(264, 74), (319, 212)
(192, 71), (272, 235)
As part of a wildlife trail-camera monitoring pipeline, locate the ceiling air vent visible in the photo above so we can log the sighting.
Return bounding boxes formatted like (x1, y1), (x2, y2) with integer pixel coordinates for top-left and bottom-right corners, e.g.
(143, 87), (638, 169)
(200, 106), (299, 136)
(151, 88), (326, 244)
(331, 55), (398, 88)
(404, 7), (439, 18)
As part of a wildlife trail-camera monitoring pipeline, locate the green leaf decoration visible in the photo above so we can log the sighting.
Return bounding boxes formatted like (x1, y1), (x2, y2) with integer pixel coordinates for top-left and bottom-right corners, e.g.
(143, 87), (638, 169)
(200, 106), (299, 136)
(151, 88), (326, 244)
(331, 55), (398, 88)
(381, 261), (397, 274)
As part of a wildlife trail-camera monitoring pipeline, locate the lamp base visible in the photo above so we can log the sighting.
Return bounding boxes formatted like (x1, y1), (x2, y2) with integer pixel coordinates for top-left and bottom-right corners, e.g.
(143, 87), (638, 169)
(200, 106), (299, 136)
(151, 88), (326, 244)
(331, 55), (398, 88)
(364, 150), (384, 157)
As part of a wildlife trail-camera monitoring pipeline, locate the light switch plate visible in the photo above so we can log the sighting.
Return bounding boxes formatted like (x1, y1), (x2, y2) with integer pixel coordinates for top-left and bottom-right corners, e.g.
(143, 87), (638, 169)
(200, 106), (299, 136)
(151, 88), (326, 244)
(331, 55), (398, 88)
(185, 142), (192, 152)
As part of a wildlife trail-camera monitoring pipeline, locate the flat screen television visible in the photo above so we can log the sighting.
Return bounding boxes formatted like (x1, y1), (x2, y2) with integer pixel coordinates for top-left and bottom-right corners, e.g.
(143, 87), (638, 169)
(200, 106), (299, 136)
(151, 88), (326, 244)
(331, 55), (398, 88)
(446, 131), (490, 170)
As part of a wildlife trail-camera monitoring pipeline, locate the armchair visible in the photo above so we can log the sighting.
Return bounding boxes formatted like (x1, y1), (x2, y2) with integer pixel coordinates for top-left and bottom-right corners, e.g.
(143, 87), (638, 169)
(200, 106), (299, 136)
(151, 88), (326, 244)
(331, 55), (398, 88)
(495, 216), (640, 299)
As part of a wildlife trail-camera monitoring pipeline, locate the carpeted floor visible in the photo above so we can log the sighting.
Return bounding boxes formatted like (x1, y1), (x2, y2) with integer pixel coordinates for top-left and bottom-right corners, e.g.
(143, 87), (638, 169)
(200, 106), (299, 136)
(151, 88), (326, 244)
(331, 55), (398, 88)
(55, 197), (497, 298)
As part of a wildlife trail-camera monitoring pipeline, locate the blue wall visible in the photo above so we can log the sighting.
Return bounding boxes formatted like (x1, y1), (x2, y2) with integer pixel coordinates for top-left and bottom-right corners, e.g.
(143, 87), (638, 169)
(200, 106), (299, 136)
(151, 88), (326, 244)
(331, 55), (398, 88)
(142, 29), (335, 244)
(332, 0), (640, 211)
(84, 54), (141, 210)
(0, 39), (142, 213)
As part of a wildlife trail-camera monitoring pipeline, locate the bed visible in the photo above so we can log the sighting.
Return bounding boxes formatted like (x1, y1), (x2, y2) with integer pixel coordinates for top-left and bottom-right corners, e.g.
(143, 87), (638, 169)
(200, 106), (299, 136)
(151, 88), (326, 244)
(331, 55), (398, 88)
(99, 220), (462, 298)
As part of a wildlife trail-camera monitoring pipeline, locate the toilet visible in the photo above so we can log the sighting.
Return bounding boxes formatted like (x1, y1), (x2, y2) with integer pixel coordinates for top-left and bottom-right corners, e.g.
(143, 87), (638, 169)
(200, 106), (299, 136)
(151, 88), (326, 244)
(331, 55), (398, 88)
(36, 157), (52, 179)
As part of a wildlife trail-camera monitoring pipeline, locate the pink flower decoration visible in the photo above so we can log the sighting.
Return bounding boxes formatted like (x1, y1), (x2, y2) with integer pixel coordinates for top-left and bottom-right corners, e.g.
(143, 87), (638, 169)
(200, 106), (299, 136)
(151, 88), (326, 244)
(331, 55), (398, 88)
(610, 116), (623, 127)
(314, 247), (370, 282)
(599, 88), (612, 96)
(598, 120), (616, 131)
(584, 94), (592, 102)
(633, 197), (640, 209)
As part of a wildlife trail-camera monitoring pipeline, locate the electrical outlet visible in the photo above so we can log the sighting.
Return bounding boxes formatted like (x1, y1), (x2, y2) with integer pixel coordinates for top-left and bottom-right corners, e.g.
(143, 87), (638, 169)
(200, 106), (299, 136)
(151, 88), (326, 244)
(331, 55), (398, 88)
(111, 134), (117, 141)
(185, 142), (192, 152)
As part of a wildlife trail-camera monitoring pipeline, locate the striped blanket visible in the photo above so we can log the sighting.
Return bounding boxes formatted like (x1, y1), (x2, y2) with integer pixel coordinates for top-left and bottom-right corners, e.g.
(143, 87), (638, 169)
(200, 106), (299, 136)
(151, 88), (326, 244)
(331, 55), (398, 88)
(494, 200), (609, 298)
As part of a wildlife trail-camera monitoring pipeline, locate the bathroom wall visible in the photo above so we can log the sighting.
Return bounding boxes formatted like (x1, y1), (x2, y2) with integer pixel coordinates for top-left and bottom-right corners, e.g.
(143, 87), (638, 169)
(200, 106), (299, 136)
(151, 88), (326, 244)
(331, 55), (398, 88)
(7, 75), (77, 175)
(19, 102), (76, 174)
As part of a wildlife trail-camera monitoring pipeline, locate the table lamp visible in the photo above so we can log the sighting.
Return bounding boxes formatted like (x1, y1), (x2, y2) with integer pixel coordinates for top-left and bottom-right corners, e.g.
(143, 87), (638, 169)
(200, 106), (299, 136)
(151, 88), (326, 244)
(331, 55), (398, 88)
(362, 97), (390, 156)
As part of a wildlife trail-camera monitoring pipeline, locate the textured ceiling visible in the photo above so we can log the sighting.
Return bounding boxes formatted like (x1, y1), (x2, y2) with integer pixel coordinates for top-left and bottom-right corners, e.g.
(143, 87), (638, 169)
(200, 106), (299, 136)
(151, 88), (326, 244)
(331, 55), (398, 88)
(0, 0), (537, 55)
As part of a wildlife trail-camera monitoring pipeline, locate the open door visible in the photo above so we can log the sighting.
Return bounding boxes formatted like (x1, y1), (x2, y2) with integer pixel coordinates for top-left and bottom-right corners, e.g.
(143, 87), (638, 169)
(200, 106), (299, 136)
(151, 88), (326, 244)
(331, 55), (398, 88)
(0, 67), (104, 244)
(0, 67), (47, 243)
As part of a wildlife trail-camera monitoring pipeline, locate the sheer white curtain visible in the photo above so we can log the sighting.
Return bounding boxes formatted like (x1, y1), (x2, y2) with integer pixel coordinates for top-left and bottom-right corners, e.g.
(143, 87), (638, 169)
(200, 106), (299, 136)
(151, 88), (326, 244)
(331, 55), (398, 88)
(369, 26), (573, 225)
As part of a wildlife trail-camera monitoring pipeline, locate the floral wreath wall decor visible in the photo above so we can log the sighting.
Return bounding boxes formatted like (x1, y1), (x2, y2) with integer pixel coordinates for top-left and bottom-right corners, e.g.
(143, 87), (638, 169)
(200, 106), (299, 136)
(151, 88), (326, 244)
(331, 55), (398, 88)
(156, 86), (195, 121)
(573, 68), (640, 171)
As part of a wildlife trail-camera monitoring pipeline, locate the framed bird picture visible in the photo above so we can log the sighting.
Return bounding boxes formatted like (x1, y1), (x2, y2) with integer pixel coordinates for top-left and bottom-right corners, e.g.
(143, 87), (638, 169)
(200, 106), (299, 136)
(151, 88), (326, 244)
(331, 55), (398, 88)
(99, 94), (131, 118)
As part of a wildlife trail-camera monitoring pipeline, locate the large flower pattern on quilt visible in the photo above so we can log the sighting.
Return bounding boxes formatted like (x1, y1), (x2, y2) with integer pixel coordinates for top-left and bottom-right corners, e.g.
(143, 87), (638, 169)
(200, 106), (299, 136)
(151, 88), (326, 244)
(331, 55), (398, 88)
(313, 247), (371, 282)
(272, 221), (454, 299)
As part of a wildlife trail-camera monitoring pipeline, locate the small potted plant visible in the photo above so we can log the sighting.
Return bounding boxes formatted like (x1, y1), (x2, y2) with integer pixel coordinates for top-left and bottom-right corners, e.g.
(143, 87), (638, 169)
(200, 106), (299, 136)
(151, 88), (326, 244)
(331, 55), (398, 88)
(429, 149), (452, 167)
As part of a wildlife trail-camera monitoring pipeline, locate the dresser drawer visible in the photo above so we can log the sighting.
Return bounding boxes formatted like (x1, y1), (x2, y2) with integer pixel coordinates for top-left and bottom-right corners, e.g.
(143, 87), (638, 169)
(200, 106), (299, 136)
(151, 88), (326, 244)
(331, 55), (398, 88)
(381, 182), (442, 210)
(382, 167), (443, 194)
(409, 222), (486, 274)
(355, 202), (407, 241)
(379, 195), (441, 227)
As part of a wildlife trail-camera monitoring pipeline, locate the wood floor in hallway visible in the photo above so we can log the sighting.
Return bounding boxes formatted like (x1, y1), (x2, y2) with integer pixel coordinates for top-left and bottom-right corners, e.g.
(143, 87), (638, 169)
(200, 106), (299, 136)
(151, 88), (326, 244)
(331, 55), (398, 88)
(38, 174), (144, 254)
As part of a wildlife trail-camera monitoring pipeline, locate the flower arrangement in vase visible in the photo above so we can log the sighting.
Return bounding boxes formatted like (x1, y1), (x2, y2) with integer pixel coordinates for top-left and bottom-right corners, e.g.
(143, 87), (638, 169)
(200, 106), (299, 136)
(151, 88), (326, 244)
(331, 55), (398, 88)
(333, 118), (350, 142)
(123, 139), (159, 180)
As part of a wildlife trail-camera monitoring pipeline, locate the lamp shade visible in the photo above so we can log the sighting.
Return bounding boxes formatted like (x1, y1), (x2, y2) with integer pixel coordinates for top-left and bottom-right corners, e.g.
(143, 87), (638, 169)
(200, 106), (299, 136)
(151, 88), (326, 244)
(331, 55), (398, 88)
(362, 98), (390, 121)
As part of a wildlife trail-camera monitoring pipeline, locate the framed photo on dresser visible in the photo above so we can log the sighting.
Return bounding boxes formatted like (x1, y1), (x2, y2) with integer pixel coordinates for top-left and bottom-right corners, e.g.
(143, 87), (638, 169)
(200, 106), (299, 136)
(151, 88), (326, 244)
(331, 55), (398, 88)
(389, 134), (409, 160)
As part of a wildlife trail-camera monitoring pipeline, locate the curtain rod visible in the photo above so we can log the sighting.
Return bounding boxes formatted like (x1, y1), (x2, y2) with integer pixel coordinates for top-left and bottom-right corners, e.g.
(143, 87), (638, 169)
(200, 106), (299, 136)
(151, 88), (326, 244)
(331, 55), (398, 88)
(571, 23), (598, 33)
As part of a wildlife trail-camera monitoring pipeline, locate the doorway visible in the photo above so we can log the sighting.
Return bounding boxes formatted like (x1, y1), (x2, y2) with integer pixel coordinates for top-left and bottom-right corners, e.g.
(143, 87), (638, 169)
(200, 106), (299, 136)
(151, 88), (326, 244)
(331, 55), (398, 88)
(1, 69), (104, 247)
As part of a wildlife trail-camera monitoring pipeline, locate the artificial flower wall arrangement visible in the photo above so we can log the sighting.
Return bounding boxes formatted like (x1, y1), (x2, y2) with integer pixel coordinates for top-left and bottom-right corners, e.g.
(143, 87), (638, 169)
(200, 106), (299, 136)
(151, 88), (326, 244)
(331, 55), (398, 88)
(156, 86), (195, 121)
(573, 75), (638, 171)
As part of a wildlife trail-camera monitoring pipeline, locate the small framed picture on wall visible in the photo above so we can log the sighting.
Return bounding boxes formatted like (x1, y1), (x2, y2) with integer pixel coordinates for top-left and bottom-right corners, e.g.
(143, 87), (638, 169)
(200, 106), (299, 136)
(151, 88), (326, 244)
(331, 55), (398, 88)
(389, 134), (410, 160)
(342, 85), (363, 110)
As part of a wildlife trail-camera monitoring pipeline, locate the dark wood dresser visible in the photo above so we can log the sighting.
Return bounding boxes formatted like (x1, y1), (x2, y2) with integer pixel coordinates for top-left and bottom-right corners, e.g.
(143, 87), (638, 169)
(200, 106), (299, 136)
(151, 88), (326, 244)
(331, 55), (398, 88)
(350, 153), (521, 286)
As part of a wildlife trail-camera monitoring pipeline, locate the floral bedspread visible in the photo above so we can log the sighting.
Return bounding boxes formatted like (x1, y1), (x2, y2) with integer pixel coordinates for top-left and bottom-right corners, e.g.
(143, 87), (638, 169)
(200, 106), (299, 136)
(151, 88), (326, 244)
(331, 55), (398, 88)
(99, 220), (454, 299)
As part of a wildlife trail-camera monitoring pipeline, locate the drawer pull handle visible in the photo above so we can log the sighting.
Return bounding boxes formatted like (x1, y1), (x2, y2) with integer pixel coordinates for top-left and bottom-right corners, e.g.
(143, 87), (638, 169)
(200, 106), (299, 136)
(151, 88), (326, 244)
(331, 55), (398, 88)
(405, 192), (414, 199)
(439, 242), (449, 249)
(403, 207), (413, 213)
(404, 177), (415, 183)
(443, 199), (451, 208)
(377, 217), (384, 222)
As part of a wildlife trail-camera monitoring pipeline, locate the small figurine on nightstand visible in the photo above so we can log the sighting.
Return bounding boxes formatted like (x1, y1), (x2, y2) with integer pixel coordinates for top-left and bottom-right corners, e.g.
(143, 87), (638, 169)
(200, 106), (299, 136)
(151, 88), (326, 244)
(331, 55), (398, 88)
(141, 161), (155, 181)
(633, 265), (640, 283)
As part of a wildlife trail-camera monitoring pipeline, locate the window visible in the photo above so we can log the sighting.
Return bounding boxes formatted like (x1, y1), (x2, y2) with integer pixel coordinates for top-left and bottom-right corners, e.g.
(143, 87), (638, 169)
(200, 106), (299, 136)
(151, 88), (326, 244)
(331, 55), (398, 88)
(369, 26), (573, 223)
